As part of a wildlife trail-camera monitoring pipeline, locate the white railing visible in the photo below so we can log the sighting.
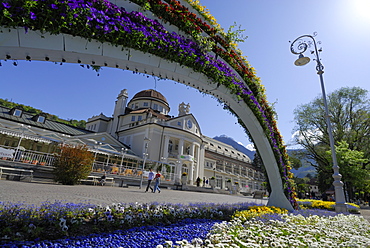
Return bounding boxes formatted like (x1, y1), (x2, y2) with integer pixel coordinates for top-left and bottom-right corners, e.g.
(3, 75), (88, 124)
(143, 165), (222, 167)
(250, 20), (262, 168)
(0, 145), (178, 183)
(0, 145), (55, 166)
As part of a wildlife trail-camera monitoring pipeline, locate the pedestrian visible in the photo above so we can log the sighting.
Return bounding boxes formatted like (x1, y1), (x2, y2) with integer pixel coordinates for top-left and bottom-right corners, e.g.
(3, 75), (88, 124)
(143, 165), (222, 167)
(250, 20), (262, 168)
(321, 192), (328, 201)
(99, 172), (106, 186)
(145, 168), (154, 193)
(153, 170), (161, 193)
(203, 177), (206, 187)
(196, 177), (201, 187)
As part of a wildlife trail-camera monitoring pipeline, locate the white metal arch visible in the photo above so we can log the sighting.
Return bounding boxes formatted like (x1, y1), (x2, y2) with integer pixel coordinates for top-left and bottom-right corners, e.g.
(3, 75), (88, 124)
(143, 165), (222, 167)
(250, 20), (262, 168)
(0, 28), (293, 210)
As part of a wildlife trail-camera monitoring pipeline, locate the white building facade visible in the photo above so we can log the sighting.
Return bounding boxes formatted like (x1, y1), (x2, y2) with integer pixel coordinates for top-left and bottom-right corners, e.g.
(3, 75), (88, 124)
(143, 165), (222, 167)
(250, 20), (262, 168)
(86, 89), (265, 191)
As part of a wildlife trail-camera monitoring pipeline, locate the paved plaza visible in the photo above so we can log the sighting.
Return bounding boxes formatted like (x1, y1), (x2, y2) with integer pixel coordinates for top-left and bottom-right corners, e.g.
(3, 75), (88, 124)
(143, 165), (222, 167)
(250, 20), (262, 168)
(0, 180), (267, 207)
(1, 180), (369, 223)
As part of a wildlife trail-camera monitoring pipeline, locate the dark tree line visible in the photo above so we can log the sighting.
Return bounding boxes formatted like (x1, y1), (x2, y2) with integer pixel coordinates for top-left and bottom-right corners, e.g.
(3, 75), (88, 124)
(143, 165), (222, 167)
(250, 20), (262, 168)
(0, 98), (86, 129)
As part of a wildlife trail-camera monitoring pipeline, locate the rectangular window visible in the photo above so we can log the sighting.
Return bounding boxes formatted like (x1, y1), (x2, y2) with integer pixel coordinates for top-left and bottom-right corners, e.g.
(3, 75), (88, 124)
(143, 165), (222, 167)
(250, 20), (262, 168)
(177, 121), (181, 126)
(143, 102), (148, 107)
(37, 116), (45, 123)
(153, 104), (158, 110)
(138, 116), (142, 121)
(13, 109), (22, 117)
(131, 116), (136, 121)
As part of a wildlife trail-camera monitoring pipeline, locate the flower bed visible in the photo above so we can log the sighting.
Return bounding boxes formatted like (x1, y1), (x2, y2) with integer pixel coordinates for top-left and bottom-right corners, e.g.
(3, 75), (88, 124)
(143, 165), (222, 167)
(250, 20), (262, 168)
(0, 201), (259, 242)
(297, 199), (360, 213)
(1, 202), (369, 247)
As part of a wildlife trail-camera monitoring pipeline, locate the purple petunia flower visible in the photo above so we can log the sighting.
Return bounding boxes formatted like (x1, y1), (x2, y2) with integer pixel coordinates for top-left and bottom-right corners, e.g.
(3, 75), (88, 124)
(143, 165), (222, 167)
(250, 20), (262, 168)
(30, 12), (36, 20)
(2, 2), (10, 8)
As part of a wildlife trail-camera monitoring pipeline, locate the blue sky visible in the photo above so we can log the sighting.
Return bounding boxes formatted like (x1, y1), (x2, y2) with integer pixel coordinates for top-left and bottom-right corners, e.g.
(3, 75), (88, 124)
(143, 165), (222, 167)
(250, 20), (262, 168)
(1, 0), (370, 150)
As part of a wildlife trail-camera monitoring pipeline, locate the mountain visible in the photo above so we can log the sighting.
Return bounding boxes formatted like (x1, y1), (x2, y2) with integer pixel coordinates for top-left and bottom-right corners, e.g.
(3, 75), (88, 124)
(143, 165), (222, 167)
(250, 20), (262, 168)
(213, 135), (317, 178)
(212, 135), (255, 159)
(287, 149), (317, 178)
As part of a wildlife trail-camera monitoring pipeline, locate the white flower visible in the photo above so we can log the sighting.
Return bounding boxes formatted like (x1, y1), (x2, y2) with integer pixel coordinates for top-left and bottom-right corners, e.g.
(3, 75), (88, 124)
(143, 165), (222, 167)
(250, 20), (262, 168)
(164, 241), (173, 246)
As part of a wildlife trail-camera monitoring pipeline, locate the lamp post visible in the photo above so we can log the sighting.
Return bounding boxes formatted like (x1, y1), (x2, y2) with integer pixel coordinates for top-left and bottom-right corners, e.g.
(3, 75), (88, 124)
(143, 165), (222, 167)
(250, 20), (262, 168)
(119, 148), (127, 174)
(93, 142), (102, 172)
(139, 137), (151, 189)
(13, 124), (31, 162)
(160, 156), (166, 173)
(290, 33), (347, 212)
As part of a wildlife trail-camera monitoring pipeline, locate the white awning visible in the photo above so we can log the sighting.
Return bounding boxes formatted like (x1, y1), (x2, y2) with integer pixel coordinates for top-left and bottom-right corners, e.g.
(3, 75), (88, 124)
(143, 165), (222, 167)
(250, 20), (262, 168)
(0, 127), (52, 144)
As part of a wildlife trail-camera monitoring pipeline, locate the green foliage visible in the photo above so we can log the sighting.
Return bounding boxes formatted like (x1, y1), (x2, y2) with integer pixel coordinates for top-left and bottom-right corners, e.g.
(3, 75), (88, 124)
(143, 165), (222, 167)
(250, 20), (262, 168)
(0, 98), (41, 114)
(225, 22), (248, 45)
(53, 144), (94, 185)
(293, 176), (310, 195)
(0, 98), (86, 129)
(293, 86), (370, 192)
(327, 140), (369, 199)
(288, 152), (302, 170)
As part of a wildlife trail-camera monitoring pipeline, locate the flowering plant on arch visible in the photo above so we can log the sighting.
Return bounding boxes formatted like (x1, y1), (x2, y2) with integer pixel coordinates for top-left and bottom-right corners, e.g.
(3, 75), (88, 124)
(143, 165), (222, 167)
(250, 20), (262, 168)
(0, 0), (297, 208)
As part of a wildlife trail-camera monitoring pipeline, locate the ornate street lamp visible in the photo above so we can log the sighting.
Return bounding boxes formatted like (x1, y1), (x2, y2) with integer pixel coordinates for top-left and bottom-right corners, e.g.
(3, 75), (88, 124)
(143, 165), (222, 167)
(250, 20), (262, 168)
(290, 33), (347, 212)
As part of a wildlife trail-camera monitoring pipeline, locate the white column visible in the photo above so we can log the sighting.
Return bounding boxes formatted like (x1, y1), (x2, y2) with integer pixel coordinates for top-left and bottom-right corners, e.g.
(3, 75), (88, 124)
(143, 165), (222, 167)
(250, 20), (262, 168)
(178, 139), (184, 157)
(163, 135), (170, 159)
(198, 144), (205, 179)
(188, 143), (195, 184)
(175, 160), (182, 184)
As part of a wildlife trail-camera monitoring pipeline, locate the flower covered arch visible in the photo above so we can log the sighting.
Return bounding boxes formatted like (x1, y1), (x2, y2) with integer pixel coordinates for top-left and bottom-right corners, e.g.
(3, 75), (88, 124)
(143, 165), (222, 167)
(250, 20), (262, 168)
(0, 0), (297, 210)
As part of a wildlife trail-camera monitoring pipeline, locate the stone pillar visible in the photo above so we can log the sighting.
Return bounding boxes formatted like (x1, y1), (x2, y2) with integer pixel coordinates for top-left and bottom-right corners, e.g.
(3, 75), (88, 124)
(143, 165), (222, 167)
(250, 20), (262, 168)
(163, 136), (170, 159)
(175, 160), (182, 184)
(198, 144), (205, 179)
(178, 139), (184, 157)
(188, 143), (195, 184)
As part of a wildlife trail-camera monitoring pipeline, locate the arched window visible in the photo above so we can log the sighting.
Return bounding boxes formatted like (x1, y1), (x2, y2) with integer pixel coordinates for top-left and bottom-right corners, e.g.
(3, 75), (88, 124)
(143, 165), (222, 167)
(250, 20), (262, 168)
(182, 164), (188, 174)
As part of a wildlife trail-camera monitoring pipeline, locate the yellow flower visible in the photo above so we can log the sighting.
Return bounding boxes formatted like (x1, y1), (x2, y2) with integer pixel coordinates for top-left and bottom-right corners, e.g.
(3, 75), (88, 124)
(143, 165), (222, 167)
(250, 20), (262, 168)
(232, 206), (288, 221)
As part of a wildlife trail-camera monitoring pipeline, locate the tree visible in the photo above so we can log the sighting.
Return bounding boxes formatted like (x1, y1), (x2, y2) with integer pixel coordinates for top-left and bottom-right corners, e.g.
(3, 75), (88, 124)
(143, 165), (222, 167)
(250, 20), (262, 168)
(53, 144), (94, 185)
(288, 150), (303, 170)
(326, 141), (369, 201)
(293, 176), (310, 199)
(293, 86), (370, 192)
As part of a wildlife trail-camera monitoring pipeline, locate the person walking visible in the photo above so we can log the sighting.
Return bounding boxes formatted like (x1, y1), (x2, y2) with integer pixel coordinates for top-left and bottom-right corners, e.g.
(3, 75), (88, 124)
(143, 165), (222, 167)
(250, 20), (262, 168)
(153, 170), (161, 193)
(99, 172), (107, 186)
(196, 177), (201, 187)
(145, 168), (154, 193)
